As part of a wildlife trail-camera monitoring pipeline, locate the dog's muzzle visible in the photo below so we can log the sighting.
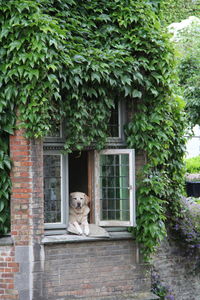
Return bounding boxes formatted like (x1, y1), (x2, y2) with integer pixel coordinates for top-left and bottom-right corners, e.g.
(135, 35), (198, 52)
(76, 202), (82, 209)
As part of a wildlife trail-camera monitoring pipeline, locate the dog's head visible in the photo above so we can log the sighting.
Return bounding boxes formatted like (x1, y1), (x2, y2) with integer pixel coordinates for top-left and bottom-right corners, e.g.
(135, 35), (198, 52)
(69, 192), (89, 210)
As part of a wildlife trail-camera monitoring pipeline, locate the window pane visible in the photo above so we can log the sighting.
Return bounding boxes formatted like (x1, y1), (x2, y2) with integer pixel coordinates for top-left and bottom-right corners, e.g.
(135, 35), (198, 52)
(44, 155), (61, 223)
(100, 154), (130, 221)
(108, 103), (120, 137)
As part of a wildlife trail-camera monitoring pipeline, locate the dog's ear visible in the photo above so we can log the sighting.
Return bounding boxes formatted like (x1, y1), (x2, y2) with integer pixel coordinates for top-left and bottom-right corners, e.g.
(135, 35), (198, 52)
(84, 194), (90, 205)
(69, 193), (74, 203)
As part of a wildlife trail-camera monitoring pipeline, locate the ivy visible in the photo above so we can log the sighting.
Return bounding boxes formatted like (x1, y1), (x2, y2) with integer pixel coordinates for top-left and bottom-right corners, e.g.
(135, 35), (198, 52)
(126, 94), (186, 259)
(0, 0), (186, 258)
(0, 134), (11, 235)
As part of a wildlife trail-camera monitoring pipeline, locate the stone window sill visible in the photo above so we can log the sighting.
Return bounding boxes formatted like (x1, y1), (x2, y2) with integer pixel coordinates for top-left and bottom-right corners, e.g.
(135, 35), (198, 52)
(0, 235), (13, 246)
(42, 231), (134, 245)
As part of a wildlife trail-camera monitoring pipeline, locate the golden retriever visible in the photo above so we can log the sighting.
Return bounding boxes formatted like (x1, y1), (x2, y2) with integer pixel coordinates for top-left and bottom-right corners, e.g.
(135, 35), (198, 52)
(68, 192), (90, 236)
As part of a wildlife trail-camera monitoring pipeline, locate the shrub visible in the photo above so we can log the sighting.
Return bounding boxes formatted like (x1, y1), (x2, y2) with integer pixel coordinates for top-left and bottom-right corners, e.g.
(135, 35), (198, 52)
(185, 155), (200, 174)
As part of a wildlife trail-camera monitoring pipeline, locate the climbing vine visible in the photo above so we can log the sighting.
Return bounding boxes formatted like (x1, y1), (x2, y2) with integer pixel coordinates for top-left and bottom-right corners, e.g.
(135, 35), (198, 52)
(0, 0), (186, 258)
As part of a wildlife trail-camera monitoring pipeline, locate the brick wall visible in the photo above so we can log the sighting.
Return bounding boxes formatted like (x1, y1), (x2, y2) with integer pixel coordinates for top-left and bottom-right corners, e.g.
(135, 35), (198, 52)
(5, 123), (155, 300)
(0, 243), (19, 299)
(5, 122), (200, 300)
(42, 239), (153, 300)
(6, 124), (200, 300)
(1, 127), (45, 300)
(10, 127), (33, 246)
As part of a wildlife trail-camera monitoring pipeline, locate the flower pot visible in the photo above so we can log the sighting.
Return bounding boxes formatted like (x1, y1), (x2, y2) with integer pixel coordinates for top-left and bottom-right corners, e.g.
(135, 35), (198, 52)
(186, 181), (200, 197)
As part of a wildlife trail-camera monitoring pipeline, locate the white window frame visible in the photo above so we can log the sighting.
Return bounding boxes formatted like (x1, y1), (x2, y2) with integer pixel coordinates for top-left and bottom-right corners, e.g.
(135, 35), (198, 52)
(44, 150), (68, 230)
(94, 149), (136, 227)
(107, 100), (126, 146)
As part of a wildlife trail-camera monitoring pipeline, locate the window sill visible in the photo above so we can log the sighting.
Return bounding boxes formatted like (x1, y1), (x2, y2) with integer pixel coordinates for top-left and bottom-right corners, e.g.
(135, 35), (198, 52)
(42, 231), (134, 245)
(0, 235), (13, 246)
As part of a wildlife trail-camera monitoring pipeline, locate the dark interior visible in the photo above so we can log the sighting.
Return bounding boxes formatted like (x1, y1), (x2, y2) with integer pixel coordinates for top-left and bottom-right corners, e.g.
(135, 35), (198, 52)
(68, 151), (88, 194)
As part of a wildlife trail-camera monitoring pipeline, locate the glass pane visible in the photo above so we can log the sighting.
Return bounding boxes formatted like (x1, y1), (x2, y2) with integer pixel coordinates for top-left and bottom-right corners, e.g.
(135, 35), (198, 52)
(44, 155), (62, 223)
(108, 103), (120, 137)
(100, 153), (130, 221)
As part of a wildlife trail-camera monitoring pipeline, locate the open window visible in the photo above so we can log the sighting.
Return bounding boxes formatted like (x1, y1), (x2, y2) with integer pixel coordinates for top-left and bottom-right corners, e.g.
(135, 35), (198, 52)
(94, 149), (135, 227)
(43, 101), (136, 232)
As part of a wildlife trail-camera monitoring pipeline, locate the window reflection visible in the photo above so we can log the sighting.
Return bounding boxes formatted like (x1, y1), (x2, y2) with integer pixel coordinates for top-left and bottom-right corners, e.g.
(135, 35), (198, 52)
(100, 154), (130, 221)
(44, 155), (61, 223)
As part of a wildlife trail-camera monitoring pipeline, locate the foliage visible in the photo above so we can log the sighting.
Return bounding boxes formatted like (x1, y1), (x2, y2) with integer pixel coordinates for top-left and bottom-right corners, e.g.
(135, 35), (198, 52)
(0, 0), (186, 258)
(0, 134), (12, 235)
(160, 0), (200, 25)
(185, 155), (200, 174)
(172, 197), (200, 273)
(126, 96), (186, 259)
(169, 17), (200, 128)
(151, 269), (175, 300)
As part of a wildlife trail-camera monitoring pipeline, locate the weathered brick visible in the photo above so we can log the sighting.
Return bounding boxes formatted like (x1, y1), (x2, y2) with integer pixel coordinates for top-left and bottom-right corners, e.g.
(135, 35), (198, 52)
(42, 240), (152, 300)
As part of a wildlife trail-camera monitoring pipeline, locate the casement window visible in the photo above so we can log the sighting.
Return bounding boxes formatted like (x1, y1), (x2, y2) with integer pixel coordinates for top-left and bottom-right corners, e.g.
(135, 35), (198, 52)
(43, 152), (68, 229)
(94, 149), (135, 227)
(43, 101), (136, 231)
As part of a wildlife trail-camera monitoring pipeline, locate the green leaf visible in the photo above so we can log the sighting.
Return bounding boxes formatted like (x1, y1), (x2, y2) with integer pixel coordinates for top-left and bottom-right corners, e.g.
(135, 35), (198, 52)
(0, 201), (5, 213)
(132, 89), (142, 98)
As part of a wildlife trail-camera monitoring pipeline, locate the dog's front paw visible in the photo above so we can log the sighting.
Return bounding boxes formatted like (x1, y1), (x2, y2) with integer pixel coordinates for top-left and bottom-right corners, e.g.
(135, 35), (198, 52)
(78, 229), (83, 235)
(84, 227), (90, 236)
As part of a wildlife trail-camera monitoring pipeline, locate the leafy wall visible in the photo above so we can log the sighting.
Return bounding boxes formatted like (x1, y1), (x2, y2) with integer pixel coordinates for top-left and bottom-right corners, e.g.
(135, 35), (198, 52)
(0, 0), (186, 257)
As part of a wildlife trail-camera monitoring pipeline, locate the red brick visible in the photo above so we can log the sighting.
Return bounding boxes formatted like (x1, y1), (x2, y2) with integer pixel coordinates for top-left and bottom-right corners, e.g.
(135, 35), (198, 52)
(14, 172), (30, 178)
(7, 285), (14, 290)
(13, 161), (32, 167)
(2, 279), (13, 284)
(5, 257), (12, 262)
(12, 182), (32, 188)
(10, 144), (30, 150)
(11, 150), (30, 155)
(14, 241), (29, 246)
(12, 177), (32, 183)
(4, 269), (13, 273)
(7, 263), (19, 268)
(12, 193), (31, 199)
(2, 273), (14, 278)
(12, 188), (32, 193)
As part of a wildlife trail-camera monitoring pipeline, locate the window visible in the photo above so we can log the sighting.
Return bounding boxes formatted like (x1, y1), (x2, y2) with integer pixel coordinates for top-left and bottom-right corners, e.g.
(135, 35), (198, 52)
(43, 102), (136, 231)
(94, 149), (135, 227)
(43, 151), (68, 229)
(107, 100), (126, 146)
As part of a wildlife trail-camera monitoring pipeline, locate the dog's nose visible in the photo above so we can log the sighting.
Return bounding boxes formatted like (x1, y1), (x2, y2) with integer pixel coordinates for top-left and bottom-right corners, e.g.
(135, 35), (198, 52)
(77, 202), (81, 208)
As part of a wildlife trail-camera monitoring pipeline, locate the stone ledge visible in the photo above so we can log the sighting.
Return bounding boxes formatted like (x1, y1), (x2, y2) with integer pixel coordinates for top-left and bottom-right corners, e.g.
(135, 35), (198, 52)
(77, 292), (159, 300)
(0, 235), (13, 246)
(42, 232), (134, 245)
(46, 292), (158, 300)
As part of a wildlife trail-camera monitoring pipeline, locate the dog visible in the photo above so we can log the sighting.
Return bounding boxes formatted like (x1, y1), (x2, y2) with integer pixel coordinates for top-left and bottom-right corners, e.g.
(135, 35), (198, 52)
(68, 192), (90, 236)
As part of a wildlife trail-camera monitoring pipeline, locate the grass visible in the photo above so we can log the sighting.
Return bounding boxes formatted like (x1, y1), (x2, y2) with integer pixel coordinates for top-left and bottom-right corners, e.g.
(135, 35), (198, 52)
(185, 155), (200, 174)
